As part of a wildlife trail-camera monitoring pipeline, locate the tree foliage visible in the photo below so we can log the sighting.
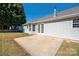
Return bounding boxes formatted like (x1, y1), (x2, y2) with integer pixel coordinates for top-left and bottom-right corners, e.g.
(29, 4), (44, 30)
(0, 3), (26, 30)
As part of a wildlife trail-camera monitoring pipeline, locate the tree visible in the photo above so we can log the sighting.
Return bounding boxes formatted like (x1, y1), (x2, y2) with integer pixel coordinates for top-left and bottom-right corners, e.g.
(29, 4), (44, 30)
(0, 3), (26, 30)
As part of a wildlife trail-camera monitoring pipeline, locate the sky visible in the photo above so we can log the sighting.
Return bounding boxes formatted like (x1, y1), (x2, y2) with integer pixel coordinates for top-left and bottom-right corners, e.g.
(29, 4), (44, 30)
(23, 3), (79, 22)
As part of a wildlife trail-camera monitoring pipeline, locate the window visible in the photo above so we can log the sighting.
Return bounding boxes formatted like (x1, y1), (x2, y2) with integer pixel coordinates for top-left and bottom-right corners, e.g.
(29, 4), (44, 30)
(73, 18), (79, 28)
(27, 25), (28, 29)
(41, 24), (44, 33)
(38, 24), (44, 33)
(29, 24), (31, 31)
(38, 24), (40, 33)
(32, 24), (36, 31)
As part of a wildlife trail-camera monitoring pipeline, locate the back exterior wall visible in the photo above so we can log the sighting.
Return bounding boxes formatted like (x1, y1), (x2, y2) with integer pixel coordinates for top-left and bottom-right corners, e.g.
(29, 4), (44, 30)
(43, 19), (79, 40)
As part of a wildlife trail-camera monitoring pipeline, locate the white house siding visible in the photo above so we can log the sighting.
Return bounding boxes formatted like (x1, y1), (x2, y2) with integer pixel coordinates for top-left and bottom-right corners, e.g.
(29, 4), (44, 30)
(32, 24), (44, 34)
(23, 25), (32, 34)
(23, 24), (38, 34)
(30, 24), (38, 34)
(23, 26), (27, 33)
(42, 20), (79, 40)
(23, 19), (79, 40)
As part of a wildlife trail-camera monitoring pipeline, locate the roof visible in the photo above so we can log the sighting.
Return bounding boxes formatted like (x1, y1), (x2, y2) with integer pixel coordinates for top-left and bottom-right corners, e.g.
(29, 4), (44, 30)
(23, 6), (79, 25)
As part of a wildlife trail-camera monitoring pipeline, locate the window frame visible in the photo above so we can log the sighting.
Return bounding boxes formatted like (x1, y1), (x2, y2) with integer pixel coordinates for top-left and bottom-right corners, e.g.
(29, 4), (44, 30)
(32, 24), (36, 31)
(41, 24), (44, 33)
(73, 18), (79, 28)
(29, 24), (31, 31)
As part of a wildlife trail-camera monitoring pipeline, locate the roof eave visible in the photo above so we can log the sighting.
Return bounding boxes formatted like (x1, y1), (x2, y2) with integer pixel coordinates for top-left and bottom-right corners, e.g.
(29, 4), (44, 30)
(23, 13), (79, 25)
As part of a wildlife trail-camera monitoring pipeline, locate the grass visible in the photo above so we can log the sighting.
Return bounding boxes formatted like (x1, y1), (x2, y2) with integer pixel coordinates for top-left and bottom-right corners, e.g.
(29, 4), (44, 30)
(0, 32), (31, 56)
(1, 33), (79, 56)
(56, 40), (79, 56)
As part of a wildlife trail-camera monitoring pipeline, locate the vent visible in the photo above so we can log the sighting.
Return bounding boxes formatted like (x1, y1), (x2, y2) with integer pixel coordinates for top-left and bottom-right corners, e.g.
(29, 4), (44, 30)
(53, 7), (57, 17)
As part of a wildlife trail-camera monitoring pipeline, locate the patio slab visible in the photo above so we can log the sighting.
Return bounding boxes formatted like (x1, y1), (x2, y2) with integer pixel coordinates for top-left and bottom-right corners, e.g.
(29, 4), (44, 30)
(14, 35), (63, 56)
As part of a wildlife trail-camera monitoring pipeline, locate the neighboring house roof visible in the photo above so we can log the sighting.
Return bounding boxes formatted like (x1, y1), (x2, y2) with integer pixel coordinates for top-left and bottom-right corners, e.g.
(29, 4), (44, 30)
(23, 6), (79, 25)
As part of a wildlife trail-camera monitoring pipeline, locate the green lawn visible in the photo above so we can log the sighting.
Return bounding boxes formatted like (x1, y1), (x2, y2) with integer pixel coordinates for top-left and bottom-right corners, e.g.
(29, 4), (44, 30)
(0, 32), (31, 56)
(56, 40), (79, 56)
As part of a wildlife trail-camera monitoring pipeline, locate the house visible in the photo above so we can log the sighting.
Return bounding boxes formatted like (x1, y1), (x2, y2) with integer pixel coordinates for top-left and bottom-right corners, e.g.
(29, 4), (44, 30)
(23, 6), (79, 40)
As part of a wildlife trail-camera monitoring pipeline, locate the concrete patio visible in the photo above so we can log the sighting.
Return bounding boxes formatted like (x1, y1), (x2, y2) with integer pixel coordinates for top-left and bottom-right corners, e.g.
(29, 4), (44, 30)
(14, 35), (63, 56)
